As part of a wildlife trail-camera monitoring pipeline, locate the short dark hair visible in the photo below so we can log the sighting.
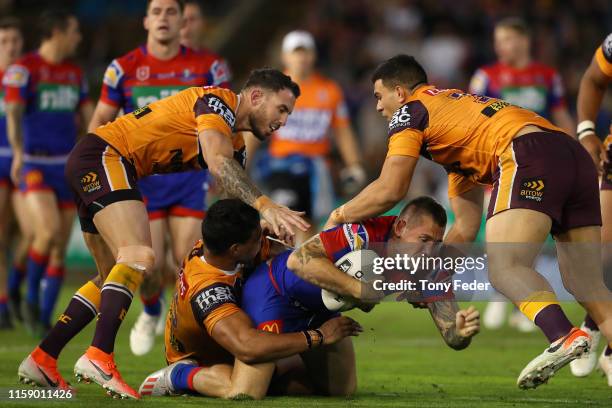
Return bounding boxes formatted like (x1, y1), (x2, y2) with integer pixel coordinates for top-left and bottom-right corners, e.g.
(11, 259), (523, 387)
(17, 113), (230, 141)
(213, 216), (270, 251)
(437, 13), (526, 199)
(202, 199), (260, 255)
(147, 0), (185, 13)
(39, 9), (74, 40)
(0, 17), (22, 33)
(371, 54), (428, 90)
(399, 196), (447, 228)
(495, 17), (530, 37)
(242, 68), (301, 98)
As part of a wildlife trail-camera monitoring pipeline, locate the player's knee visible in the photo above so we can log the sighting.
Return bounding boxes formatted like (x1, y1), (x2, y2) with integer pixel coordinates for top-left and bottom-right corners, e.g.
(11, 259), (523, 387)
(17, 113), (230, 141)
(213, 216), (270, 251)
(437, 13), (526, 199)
(116, 245), (156, 273)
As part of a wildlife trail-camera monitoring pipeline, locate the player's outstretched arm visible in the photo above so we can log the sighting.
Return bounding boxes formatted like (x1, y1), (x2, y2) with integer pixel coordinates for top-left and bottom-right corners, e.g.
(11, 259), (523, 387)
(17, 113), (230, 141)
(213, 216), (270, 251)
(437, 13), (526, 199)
(325, 155), (417, 229)
(211, 309), (362, 364)
(577, 55), (611, 171)
(199, 130), (309, 237)
(427, 301), (480, 350)
(5, 102), (25, 185)
(287, 235), (373, 301)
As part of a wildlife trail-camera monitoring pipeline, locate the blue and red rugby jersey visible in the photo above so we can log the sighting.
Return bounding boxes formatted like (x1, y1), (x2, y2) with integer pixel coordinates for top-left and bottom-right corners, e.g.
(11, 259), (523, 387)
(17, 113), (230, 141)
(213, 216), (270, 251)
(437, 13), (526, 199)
(3, 52), (89, 157)
(469, 62), (566, 120)
(99, 44), (231, 218)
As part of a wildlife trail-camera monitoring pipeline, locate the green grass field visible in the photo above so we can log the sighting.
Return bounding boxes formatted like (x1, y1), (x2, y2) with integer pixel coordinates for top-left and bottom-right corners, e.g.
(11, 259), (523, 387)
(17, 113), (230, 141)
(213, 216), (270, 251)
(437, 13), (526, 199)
(1, 284), (611, 407)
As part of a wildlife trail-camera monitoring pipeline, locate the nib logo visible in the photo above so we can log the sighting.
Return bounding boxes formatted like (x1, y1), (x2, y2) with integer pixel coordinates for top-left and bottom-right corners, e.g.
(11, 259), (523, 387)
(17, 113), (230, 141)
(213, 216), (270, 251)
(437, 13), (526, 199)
(520, 178), (545, 202)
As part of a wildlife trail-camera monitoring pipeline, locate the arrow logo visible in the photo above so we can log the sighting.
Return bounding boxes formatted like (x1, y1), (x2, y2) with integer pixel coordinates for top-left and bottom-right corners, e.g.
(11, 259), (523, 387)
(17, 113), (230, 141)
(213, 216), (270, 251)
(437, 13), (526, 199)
(523, 180), (544, 191)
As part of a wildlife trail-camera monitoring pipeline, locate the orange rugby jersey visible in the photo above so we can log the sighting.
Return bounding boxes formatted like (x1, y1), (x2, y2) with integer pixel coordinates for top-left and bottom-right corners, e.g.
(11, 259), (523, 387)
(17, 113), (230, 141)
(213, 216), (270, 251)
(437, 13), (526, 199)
(165, 240), (242, 365)
(595, 33), (612, 78)
(93, 86), (245, 178)
(386, 85), (564, 197)
(269, 73), (349, 157)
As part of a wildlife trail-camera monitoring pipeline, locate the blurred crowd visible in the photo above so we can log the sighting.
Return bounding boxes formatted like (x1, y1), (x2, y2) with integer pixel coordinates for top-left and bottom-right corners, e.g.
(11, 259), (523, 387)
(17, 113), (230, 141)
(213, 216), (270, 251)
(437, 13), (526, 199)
(2, 0), (611, 204)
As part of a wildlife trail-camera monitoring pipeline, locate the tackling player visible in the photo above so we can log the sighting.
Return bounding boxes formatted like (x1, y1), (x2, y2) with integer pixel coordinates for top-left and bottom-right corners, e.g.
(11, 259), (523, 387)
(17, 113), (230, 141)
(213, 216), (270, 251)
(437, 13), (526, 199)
(470, 18), (575, 333)
(88, 0), (232, 357)
(3, 10), (93, 333)
(17, 69), (308, 398)
(569, 33), (612, 383)
(0, 17), (24, 329)
(139, 199), (360, 399)
(253, 30), (365, 243)
(140, 196), (479, 399)
(323, 54), (612, 389)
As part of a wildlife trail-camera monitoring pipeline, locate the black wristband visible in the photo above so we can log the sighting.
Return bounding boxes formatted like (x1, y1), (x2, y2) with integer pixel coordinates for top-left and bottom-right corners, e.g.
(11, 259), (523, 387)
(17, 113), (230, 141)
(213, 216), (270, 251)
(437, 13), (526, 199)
(314, 329), (324, 346)
(303, 330), (312, 349)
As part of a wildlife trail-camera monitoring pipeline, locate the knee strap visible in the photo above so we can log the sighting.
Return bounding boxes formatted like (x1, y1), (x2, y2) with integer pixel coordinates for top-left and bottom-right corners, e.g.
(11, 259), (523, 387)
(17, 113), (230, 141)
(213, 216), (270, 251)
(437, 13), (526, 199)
(116, 245), (156, 273)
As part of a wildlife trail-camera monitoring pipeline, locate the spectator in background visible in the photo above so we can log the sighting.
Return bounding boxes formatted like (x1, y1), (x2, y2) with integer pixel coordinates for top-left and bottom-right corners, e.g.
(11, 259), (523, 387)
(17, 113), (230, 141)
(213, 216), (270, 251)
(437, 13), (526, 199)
(252, 30), (366, 243)
(469, 17), (576, 333)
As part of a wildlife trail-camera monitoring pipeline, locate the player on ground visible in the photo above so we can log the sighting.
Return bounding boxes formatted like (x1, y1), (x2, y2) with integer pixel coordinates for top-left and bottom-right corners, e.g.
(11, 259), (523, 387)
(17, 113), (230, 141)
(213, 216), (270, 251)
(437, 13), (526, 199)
(322, 54), (612, 389)
(17, 69), (308, 398)
(140, 196), (480, 399)
(569, 33), (612, 382)
(88, 0), (232, 357)
(139, 199), (361, 399)
(3, 10), (93, 334)
(469, 17), (575, 333)
(252, 30), (365, 243)
(0, 17), (24, 329)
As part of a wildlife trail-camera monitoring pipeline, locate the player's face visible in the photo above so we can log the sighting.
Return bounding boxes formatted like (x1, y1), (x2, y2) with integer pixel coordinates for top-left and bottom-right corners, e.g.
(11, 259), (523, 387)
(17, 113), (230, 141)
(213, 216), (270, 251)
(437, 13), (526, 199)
(234, 226), (263, 265)
(180, 3), (204, 49)
(373, 79), (404, 121)
(494, 27), (529, 65)
(249, 88), (296, 141)
(60, 17), (81, 57)
(145, 0), (183, 44)
(391, 215), (444, 257)
(0, 28), (23, 65)
(282, 48), (315, 77)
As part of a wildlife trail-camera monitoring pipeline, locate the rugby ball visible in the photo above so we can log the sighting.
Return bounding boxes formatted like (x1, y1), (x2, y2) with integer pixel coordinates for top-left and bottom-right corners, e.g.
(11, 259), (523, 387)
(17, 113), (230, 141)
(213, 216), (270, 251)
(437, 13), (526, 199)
(321, 249), (379, 312)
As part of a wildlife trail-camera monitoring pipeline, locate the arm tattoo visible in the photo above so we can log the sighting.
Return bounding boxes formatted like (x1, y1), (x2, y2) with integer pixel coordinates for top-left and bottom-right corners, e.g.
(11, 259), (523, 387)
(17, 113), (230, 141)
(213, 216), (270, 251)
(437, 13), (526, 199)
(216, 156), (262, 205)
(293, 236), (327, 268)
(290, 236), (352, 294)
(427, 300), (470, 350)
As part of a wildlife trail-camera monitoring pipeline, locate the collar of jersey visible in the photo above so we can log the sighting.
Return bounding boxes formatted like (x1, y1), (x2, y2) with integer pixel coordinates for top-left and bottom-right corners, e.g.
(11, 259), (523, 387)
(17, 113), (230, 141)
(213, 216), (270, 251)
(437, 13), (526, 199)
(407, 84), (433, 102)
(200, 254), (240, 275)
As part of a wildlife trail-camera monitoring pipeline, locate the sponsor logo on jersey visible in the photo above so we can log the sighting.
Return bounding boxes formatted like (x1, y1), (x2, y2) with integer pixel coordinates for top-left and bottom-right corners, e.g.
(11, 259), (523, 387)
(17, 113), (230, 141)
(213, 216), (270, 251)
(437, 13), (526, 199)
(201, 93), (236, 128)
(389, 105), (411, 132)
(132, 85), (185, 108)
(481, 100), (510, 117)
(2, 65), (28, 87)
(342, 223), (369, 250)
(258, 320), (283, 334)
(519, 178), (545, 202)
(133, 105), (152, 119)
(37, 84), (79, 112)
(80, 171), (101, 193)
(136, 65), (150, 81)
(191, 283), (236, 322)
(103, 60), (124, 88)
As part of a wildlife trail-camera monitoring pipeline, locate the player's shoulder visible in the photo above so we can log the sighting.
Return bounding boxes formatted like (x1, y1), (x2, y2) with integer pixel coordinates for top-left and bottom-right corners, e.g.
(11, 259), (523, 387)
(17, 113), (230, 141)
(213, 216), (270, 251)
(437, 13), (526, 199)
(115, 46), (146, 68)
(102, 46), (143, 89)
(11, 52), (39, 69)
(388, 98), (430, 136)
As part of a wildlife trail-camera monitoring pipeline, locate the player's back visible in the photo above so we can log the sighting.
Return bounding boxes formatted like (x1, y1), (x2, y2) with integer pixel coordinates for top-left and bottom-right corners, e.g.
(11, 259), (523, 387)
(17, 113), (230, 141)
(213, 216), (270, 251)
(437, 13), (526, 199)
(389, 85), (565, 185)
(165, 240), (240, 366)
(94, 86), (240, 177)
